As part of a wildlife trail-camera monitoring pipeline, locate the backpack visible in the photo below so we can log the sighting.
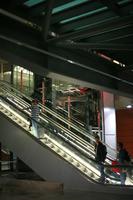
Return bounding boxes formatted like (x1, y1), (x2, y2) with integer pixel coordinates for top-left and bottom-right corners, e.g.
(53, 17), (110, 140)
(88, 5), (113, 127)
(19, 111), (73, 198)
(112, 160), (121, 173)
(124, 149), (131, 162)
(101, 144), (107, 161)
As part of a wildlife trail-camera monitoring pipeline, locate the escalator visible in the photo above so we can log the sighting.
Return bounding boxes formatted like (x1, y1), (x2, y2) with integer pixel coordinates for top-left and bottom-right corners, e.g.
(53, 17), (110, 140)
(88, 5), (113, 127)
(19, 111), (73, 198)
(0, 81), (117, 160)
(0, 80), (133, 191)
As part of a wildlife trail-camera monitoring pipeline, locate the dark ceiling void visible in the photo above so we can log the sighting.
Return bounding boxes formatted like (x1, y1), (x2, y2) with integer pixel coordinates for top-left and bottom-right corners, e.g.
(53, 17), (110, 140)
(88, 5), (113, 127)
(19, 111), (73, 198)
(0, 0), (133, 97)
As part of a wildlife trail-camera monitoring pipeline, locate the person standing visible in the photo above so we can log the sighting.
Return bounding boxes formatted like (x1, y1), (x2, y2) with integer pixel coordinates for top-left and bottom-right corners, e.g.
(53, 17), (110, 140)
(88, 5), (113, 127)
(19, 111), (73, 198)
(95, 135), (107, 183)
(31, 99), (40, 137)
(117, 142), (130, 185)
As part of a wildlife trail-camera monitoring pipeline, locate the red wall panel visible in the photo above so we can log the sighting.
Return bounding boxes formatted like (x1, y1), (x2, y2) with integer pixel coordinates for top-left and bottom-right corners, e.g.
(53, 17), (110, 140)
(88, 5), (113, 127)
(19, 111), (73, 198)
(116, 109), (133, 157)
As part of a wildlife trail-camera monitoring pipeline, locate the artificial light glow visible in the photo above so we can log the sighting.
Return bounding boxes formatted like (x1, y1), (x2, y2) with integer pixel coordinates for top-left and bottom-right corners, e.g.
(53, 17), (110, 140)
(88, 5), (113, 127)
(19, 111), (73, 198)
(68, 60), (74, 64)
(104, 107), (112, 112)
(14, 66), (33, 75)
(4, 72), (11, 75)
(0, 101), (29, 125)
(126, 105), (132, 108)
(51, 32), (57, 37)
(113, 60), (120, 65)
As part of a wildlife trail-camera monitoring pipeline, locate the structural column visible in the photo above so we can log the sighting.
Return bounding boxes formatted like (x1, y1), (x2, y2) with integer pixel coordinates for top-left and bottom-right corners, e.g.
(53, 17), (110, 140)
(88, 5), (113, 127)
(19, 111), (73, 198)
(102, 91), (117, 158)
(33, 74), (44, 100)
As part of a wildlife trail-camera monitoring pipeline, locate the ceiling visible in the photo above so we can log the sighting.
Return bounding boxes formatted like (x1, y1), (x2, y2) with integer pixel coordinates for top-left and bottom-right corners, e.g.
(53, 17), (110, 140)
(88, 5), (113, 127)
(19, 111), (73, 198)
(0, 0), (133, 97)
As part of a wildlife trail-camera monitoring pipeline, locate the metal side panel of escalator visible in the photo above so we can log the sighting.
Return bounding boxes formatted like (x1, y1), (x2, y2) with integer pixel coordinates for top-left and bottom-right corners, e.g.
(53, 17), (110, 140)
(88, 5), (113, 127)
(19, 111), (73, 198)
(0, 111), (95, 191)
(1, 111), (133, 195)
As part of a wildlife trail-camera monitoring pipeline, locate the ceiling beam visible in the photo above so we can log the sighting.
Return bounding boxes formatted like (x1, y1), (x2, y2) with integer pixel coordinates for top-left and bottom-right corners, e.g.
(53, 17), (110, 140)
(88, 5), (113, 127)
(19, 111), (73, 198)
(0, 7), (39, 29)
(48, 46), (133, 98)
(0, 34), (133, 97)
(57, 41), (133, 51)
(0, 3), (43, 26)
(56, 9), (114, 34)
(0, 38), (48, 76)
(99, 0), (123, 16)
(126, 64), (133, 70)
(51, 1), (103, 24)
(100, 50), (133, 67)
(29, 0), (73, 16)
(42, 0), (55, 41)
(51, 2), (133, 34)
(0, 1), (29, 16)
(0, 15), (43, 47)
(0, 0), (27, 7)
(0, 32), (120, 80)
(83, 25), (133, 43)
(11, 0), (27, 6)
(48, 14), (133, 43)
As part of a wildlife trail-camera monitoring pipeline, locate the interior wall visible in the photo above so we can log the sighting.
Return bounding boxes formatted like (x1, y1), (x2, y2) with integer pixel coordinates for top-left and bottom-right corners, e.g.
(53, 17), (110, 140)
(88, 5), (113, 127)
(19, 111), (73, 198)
(116, 109), (133, 157)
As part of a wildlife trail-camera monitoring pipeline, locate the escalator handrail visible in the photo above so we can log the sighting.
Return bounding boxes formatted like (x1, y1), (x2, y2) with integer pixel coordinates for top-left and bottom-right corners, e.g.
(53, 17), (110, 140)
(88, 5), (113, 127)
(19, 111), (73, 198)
(0, 80), (117, 155)
(1, 96), (133, 185)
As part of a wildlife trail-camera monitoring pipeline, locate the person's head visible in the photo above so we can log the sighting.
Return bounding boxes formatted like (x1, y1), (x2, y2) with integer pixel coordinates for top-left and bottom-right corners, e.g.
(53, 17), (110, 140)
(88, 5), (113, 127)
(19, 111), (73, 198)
(118, 142), (124, 150)
(95, 134), (100, 144)
(32, 99), (38, 105)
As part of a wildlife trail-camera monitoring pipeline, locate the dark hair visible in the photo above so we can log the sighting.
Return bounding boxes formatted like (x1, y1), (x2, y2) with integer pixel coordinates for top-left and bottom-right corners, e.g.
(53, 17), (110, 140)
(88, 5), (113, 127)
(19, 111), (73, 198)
(95, 134), (100, 140)
(118, 142), (123, 149)
(32, 99), (38, 103)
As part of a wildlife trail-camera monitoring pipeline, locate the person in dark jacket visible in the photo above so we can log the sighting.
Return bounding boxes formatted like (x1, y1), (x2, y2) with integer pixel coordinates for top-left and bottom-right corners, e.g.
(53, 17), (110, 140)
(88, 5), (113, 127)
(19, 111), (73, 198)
(95, 135), (107, 183)
(117, 142), (128, 185)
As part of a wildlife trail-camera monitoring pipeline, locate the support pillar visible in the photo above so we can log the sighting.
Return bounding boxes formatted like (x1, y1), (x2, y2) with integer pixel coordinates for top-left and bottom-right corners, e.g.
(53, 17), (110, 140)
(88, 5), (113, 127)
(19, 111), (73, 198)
(33, 74), (44, 100)
(33, 74), (52, 108)
(102, 91), (117, 158)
